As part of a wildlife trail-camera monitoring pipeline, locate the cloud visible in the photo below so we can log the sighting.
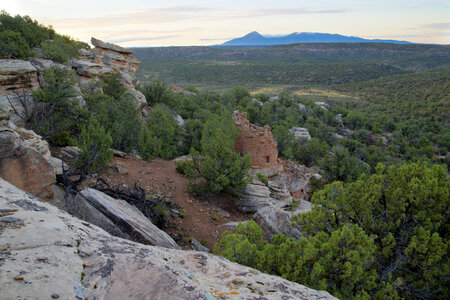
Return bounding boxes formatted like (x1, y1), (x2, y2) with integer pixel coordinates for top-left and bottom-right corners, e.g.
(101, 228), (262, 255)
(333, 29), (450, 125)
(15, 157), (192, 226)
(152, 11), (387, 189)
(422, 23), (450, 30)
(108, 35), (181, 44)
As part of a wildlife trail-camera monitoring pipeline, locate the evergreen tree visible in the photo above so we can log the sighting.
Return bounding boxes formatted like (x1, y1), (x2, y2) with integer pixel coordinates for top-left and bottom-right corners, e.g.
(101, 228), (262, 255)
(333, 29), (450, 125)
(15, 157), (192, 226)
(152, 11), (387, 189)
(77, 118), (113, 172)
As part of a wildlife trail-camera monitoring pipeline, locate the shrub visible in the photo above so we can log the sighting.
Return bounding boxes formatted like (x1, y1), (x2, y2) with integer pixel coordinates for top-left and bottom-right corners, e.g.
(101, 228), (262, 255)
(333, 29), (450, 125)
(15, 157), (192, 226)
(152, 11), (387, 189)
(256, 173), (268, 186)
(139, 104), (181, 159)
(198, 113), (252, 195)
(139, 80), (170, 106)
(30, 66), (84, 142)
(77, 118), (113, 172)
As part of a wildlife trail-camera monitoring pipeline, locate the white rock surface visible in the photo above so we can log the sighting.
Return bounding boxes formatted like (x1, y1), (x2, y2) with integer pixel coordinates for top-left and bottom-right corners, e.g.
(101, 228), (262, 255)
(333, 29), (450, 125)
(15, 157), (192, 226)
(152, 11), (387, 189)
(253, 200), (312, 241)
(0, 178), (336, 300)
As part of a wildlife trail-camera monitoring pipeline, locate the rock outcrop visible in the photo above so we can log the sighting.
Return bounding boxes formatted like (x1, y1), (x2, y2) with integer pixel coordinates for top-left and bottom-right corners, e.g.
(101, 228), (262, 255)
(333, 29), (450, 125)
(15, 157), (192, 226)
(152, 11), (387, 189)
(67, 188), (180, 249)
(72, 37), (146, 109)
(290, 127), (311, 140)
(0, 118), (62, 201)
(236, 179), (280, 213)
(253, 200), (312, 241)
(0, 59), (38, 93)
(0, 178), (336, 300)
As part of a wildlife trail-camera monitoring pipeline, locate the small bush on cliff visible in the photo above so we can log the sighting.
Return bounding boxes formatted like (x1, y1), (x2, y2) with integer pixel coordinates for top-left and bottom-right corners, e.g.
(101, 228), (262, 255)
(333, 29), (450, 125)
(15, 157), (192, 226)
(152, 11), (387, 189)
(41, 35), (88, 63)
(30, 66), (84, 143)
(77, 118), (113, 172)
(84, 75), (142, 153)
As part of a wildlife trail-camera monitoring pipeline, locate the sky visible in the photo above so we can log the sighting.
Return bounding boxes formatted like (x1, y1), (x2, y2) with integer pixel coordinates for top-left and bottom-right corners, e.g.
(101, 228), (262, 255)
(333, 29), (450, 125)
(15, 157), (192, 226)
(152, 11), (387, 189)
(2, 0), (450, 46)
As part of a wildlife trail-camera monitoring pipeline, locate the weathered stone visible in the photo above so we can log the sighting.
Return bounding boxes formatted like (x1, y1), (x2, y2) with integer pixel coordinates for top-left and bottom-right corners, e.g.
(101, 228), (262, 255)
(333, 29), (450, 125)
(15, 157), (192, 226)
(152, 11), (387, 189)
(0, 178), (337, 300)
(113, 149), (127, 157)
(175, 115), (184, 126)
(191, 238), (210, 253)
(290, 127), (311, 140)
(268, 96), (279, 102)
(74, 188), (181, 249)
(272, 160), (321, 200)
(0, 59), (38, 93)
(237, 180), (283, 213)
(268, 181), (292, 201)
(250, 97), (263, 106)
(298, 103), (307, 111)
(233, 110), (280, 169)
(253, 200), (312, 241)
(114, 164), (128, 175)
(221, 221), (249, 230)
(0, 141), (55, 201)
(91, 37), (133, 54)
(71, 59), (102, 77)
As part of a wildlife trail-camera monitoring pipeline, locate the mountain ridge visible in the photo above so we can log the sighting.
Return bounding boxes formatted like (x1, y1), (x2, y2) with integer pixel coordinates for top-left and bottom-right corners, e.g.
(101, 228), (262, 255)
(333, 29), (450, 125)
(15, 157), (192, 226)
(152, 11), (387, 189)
(222, 31), (414, 46)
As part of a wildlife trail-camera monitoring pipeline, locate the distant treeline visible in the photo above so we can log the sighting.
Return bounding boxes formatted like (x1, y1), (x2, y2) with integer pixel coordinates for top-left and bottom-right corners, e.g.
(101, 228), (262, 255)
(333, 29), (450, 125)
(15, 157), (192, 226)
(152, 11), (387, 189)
(132, 43), (450, 71)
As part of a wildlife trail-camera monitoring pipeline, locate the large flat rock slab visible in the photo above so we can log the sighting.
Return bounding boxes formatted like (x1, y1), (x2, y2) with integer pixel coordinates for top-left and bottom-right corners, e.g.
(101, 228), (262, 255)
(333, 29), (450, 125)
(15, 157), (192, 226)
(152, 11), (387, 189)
(0, 178), (336, 300)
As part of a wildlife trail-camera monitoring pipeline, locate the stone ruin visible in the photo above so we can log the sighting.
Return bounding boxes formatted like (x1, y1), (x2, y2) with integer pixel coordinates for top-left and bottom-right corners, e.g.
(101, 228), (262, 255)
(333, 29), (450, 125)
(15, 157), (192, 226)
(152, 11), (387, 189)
(232, 110), (282, 175)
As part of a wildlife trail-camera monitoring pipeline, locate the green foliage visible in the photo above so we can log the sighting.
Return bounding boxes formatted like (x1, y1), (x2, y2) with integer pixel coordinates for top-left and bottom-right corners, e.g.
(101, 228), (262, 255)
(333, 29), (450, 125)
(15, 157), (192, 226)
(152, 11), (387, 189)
(198, 113), (252, 195)
(175, 160), (196, 179)
(320, 145), (370, 182)
(297, 162), (449, 298)
(0, 12), (87, 61)
(31, 66), (83, 142)
(84, 75), (142, 152)
(0, 29), (33, 59)
(137, 125), (158, 160)
(41, 35), (88, 63)
(77, 118), (113, 172)
(294, 137), (329, 167)
(139, 80), (170, 106)
(256, 173), (268, 186)
(138, 104), (180, 159)
(99, 73), (126, 100)
(215, 162), (449, 299)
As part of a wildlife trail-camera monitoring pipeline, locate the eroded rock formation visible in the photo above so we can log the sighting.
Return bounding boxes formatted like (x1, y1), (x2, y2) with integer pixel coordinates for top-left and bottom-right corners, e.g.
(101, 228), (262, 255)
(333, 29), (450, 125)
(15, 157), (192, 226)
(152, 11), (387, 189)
(0, 178), (336, 300)
(72, 37), (146, 108)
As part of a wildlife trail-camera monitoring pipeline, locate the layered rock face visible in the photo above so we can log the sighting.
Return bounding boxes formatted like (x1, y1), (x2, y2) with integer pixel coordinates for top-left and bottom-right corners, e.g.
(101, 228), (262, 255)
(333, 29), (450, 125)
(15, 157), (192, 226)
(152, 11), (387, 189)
(72, 37), (146, 108)
(0, 178), (336, 300)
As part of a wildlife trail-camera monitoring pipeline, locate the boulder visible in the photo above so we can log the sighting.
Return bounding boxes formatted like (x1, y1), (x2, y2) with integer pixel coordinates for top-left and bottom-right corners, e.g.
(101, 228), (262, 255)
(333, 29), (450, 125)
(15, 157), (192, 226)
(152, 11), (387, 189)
(272, 160), (321, 200)
(290, 127), (311, 140)
(0, 124), (62, 201)
(253, 200), (312, 241)
(236, 180), (283, 213)
(298, 103), (307, 111)
(0, 178), (336, 300)
(0, 133), (55, 201)
(191, 238), (210, 253)
(0, 59), (38, 93)
(72, 188), (181, 249)
(268, 180), (292, 201)
(71, 59), (102, 77)
(91, 37), (133, 54)
(268, 96), (279, 102)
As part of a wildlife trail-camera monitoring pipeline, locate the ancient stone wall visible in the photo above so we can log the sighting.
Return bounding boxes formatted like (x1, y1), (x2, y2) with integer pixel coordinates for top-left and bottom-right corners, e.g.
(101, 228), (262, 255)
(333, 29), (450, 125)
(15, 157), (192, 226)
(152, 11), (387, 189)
(233, 110), (279, 169)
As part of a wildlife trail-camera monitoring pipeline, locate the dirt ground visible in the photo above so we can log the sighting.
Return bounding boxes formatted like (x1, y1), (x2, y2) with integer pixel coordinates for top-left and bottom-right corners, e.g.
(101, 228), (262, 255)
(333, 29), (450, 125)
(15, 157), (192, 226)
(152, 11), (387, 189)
(95, 156), (251, 250)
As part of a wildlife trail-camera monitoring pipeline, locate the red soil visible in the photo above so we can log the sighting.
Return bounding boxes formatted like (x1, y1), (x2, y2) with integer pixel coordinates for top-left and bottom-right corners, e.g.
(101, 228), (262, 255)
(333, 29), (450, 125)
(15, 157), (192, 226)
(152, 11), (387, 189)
(98, 156), (250, 250)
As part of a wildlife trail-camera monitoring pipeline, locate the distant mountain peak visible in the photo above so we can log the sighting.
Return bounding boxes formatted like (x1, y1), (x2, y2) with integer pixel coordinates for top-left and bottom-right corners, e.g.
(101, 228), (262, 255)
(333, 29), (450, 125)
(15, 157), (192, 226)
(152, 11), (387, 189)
(245, 31), (263, 37)
(222, 32), (412, 46)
